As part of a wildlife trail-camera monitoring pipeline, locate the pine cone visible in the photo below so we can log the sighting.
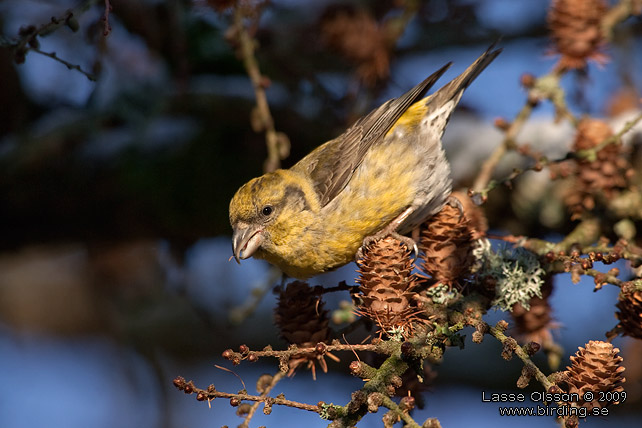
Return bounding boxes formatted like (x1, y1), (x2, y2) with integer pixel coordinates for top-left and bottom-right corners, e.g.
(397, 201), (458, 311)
(615, 290), (642, 339)
(320, 5), (390, 86)
(511, 277), (563, 369)
(606, 87), (641, 117)
(206, 0), (237, 12)
(356, 237), (418, 335)
(565, 118), (633, 219)
(395, 364), (437, 409)
(418, 193), (482, 288)
(275, 281), (332, 377)
(564, 340), (626, 410)
(548, 0), (608, 70)
(512, 276), (555, 344)
(452, 190), (488, 239)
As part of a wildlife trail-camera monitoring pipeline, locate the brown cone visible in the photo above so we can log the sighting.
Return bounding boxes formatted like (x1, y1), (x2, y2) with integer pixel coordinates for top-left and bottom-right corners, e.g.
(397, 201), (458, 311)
(606, 88), (641, 117)
(511, 276), (563, 369)
(320, 5), (390, 86)
(356, 237), (418, 335)
(564, 340), (626, 410)
(615, 290), (642, 339)
(274, 281), (332, 377)
(548, 0), (608, 70)
(453, 190), (488, 239)
(418, 192), (483, 289)
(512, 276), (555, 344)
(565, 118), (632, 219)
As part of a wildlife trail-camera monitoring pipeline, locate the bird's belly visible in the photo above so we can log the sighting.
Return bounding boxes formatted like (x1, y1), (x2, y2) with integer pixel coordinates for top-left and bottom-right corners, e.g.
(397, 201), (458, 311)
(310, 141), (421, 263)
(263, 135), (450, 279)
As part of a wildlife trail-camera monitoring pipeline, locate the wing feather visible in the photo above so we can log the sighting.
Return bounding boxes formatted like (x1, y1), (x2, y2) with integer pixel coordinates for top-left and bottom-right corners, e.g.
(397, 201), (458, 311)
(293, 62), (452, 207)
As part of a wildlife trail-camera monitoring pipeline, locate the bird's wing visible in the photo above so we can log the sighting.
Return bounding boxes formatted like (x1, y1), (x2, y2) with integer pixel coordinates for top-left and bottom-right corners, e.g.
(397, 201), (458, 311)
(293, 62), (452, 208)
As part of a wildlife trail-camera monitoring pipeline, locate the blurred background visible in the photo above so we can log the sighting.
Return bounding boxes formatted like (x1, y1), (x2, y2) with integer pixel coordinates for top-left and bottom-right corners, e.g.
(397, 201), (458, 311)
(1, 0), (642, 427)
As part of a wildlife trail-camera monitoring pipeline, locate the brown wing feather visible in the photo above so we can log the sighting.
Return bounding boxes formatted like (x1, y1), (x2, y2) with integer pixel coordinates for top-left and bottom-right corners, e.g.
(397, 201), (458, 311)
(424, 43), (501, 121)
(293, 62), (453, 207)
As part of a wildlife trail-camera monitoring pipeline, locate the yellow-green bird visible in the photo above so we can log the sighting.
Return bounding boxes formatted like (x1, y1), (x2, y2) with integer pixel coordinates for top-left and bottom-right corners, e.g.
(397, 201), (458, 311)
(230, 45), (501, 279)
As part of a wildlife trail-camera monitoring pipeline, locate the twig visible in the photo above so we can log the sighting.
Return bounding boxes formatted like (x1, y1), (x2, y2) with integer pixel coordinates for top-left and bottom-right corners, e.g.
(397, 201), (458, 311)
(102, 0), (113, 36)
(31, 48), (97, 81)
(471, 90), (530, 195)
(602, 0), (641, 40)
(581, 268), (623, 290)
(223, 340), (382, 366)
(324, 352), (411, 427)
(1, 0), (104, 82)
(551, 217), (601, 254)
(470, 67), (579, 201)
(488, 322), (554, 391)
(228, 266), (282, 325)
(575, 111), (642, 161)
(471, 108), (642, 201)
(173, 376), (320, 412)
(380, 395), (421, 428)
(232, 4), (289, 173)
(239, 371), (285, 428)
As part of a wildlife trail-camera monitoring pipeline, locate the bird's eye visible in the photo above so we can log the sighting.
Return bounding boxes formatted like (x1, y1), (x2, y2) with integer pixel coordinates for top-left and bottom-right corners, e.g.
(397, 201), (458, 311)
(262, 205), (273, 216)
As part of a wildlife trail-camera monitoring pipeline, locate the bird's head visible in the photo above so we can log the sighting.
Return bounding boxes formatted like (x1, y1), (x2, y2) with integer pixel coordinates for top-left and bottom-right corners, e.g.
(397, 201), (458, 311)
(229, 170), (312, 264)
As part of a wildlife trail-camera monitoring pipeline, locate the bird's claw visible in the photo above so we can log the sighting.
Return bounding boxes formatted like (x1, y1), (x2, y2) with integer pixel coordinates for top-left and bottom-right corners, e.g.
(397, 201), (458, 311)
(446, 194), (465, 221)
(355, 231), (418, 263)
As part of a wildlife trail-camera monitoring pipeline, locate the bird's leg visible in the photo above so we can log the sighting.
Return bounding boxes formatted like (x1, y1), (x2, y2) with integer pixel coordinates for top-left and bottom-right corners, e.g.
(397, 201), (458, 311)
(411, 226), (421, 243)
(446, 194), (464, 219)
(355, 206), (418, 261)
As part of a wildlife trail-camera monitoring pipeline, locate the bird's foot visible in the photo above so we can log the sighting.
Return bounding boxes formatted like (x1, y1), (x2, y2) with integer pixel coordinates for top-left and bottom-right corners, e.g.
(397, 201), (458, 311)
(355, 205), (419, 261)
(355, 231), (418, 262)
(446, 194), (465, 220)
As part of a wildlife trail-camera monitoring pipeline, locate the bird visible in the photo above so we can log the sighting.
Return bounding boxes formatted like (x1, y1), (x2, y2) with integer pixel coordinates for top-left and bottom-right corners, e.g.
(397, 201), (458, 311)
(230, 44), (501, 279)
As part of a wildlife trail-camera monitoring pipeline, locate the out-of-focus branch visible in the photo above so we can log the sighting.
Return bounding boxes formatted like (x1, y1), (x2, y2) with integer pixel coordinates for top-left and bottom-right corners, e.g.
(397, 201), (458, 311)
(471, 100), (534, 200)
(382, 0), (420, 44)
(173, 375), (320, 412)
(231, 4), (290, 173)
(575, 111), (642, 160)
(0, 0), (104, 81)
(602, 0), (642, 40)
(488, 321), (554, 391)
(228, 266), (281, 325)
(471, 69), (570, 201)
(380, 395), (420, 428)
(238, 371), (285, 428)
(506, 218), (600, 256)
(102, 0), (113, 36)
(31, 47), (97, 81)
(472, 97), (641, 203)
(221, 340), (383, 368)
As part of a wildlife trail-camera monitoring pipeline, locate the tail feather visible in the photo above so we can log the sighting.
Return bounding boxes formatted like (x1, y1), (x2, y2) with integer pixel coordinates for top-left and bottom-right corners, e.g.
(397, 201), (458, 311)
(427, 43), (502, 114)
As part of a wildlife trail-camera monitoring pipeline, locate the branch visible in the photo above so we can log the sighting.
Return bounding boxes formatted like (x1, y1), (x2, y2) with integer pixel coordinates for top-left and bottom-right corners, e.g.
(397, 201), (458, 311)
(228, 266), (282, 325)
(380, 395), (420, 428)
(231, 4), (290, 173)
(471, 108), (642, 206)
(602, 0), (642, 40)
(222, 340), (384, 368)
(488, 321), (554, 391)
(31, 48), (97, 81)
(239, 371), (285, 428)
(173, 376), (320, 412)
(322, 352), (411, 427)
(471, 69), (570, 200)
(102, 0), (113, 36)
(0, 0), (104, 81)
(521, 217), (602, 255)
(574, 111), (642, 161)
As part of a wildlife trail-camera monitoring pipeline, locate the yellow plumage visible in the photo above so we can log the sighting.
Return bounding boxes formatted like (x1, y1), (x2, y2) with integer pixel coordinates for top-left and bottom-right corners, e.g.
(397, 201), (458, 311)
(387, 102), (429, 135)
(229, 45), (501, 278)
